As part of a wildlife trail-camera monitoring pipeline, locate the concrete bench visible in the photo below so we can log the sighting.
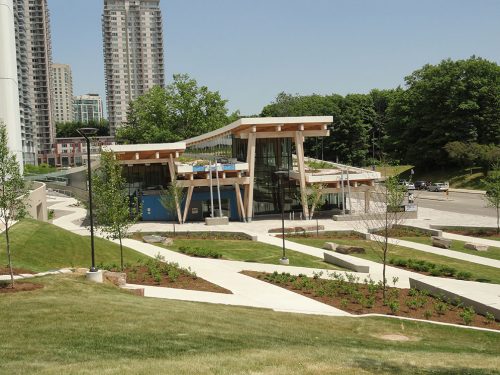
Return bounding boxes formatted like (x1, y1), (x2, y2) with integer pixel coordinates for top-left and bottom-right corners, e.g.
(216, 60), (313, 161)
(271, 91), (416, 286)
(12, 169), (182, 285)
(323, 252), (369, 273)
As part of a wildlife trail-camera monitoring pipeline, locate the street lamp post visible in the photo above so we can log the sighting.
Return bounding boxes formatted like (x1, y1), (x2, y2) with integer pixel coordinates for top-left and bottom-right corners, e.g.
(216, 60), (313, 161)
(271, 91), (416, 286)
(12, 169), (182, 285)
(275, 170), (289, 265)
(78, 127), (98, 273)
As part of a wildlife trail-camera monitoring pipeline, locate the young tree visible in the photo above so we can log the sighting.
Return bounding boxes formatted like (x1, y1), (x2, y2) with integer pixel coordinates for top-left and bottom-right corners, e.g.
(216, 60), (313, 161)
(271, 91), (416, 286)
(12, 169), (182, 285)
(483, 168), (500, 234)
(159, 176), (185, 237)
(0, 123), (29, 287)
(302, 183), (327, 220)
(92, 151), (139, 270)
(358, 175), (406, 300)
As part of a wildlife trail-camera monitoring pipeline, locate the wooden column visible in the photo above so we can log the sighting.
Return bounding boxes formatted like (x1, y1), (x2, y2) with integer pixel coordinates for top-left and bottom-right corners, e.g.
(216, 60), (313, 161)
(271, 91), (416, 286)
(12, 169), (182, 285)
(234, 183), (246, 222)
(245, 133), (256, 221)
(294, 131), (310, 219)
(183, 186), (194, 223)
(364, 190), (371, 213)
(168, 154), (183, 224)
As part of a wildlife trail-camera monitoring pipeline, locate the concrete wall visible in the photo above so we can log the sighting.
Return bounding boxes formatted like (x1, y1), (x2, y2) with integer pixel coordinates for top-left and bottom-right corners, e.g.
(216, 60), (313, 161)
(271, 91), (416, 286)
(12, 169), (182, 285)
(27, 181), (48, 221)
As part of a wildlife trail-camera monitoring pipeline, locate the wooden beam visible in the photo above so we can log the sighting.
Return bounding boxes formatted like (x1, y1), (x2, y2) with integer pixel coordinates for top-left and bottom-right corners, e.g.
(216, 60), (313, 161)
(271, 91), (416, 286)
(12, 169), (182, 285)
(237, 130), (329, 139)
(294, 131), (309, 219)
(117, 158), (171, 165)
(177, 177), (250, 188)
(183, 186), (194, 223)
(169, 154), (183, 224)
(246, 133), (256, 221)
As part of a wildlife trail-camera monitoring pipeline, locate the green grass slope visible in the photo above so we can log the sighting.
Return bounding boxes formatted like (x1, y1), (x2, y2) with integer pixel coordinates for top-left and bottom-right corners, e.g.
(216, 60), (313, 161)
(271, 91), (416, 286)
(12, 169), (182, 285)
(0, 275), (499, 374)
(0, 219), (149, 272)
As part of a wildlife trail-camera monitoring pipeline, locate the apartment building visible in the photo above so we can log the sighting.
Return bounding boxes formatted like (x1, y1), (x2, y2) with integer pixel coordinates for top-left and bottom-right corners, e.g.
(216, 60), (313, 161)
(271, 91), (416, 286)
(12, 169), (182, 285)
(102, 0), (165, 136)
(73, 94), (104, 123)
(52, 63), (73, 123)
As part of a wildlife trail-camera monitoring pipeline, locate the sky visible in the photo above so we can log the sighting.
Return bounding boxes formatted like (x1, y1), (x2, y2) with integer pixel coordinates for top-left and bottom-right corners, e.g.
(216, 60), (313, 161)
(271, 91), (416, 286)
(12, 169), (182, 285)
(49, 0), (500, 117)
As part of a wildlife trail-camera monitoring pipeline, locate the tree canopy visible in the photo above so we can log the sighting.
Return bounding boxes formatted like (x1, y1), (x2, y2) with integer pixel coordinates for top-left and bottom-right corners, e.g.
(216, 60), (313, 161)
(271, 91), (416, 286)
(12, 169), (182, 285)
(260, 56), (500, 169)
(117, 74), (235, 144)
(56, 119), (110, 138)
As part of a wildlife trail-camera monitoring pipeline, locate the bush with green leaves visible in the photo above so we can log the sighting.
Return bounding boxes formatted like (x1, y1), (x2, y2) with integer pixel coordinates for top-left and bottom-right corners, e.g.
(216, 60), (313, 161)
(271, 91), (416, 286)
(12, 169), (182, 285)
(179, 246), (222, 259)
(459, 306), (476, 326)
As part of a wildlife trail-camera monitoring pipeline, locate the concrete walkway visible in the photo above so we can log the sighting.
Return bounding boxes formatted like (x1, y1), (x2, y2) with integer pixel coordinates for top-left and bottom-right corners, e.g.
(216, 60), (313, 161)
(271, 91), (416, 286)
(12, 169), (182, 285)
(46, 194), (500, 319)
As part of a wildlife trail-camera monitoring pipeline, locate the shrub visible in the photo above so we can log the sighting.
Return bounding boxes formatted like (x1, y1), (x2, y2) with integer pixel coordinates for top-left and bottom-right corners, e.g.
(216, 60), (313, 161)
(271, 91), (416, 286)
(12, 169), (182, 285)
(179, 246), (222, 259)
(434, 301), (448, 315)
(340, 298), (349, 309)
(388, 300), (399, 315)
(459, 306), (475, 326)
(484, 312), (495, 324)
(438, 265), (456, 277)
(424, 310), (433, 320)
(456, 271), (472, 280)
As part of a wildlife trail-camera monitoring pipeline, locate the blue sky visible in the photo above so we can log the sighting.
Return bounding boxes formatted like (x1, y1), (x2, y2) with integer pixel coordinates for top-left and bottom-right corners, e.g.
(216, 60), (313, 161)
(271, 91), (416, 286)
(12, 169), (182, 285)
(49, 0), (500, 116)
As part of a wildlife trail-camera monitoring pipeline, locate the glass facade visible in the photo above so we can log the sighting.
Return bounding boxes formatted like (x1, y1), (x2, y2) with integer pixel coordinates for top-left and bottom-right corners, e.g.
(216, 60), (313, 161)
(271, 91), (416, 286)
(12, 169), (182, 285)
(122, 163), (170, 197)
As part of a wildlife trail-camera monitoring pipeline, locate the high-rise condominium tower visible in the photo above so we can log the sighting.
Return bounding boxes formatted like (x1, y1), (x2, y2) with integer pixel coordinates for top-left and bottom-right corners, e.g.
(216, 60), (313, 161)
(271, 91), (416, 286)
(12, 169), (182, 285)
(12, 0), (54, 164)
(52, 63), (73, 123)
(73, 94), (104, 123)
(102, 0), (165, 136)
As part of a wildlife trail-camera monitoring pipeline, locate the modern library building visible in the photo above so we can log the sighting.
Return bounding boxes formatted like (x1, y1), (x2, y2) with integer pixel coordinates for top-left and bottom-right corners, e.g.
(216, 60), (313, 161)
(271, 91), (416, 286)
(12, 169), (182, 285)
(107, 116), (381, 222)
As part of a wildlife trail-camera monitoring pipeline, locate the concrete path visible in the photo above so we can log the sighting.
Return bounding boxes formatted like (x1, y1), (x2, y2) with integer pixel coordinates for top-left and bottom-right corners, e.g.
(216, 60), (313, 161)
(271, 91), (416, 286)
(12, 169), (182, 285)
(45, 194), (500, 319)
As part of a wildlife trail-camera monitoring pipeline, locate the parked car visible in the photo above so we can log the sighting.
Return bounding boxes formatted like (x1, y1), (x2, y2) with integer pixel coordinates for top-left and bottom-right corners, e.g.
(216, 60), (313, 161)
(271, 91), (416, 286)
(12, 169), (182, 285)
(428, 182), (449, 192)
(414, 181), (428, 190)
(399, 180), (416, 191)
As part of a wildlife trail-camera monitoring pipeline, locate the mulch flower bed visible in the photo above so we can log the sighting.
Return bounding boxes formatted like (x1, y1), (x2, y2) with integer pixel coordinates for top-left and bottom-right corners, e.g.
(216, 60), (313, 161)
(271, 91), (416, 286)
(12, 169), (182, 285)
(103, 258), (231, 294)
(0, 282), (43, 294)
(0, 267), (34, 276)
(242, 270), (499, 330)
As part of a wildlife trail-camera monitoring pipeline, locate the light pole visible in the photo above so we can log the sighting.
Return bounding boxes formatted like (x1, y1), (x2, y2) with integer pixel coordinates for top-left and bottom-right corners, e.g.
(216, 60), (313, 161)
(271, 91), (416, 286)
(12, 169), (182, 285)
(275, 170), (289, 265)
(78, 127), (98, 273)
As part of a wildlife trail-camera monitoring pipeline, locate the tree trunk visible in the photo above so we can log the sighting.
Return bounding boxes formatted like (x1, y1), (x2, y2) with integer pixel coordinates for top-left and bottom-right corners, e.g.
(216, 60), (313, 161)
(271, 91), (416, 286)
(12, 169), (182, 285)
(119, 232), (124, 271)
(497, 206), (499, 235)
(5, 224), (14, 288)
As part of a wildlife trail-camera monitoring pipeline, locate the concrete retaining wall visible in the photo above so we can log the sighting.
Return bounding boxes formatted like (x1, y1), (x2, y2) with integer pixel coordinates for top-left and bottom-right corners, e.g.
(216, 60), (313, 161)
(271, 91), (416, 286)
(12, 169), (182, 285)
(324, 252), (370, 273)
(26, 181), (47, 221)
(409, 278), (500, 320)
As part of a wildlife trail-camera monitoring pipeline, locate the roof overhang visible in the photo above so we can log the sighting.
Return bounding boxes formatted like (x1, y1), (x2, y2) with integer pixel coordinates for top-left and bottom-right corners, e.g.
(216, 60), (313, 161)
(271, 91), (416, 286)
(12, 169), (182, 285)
(185, 116), (333, 146)
(104, 143), (186, 163)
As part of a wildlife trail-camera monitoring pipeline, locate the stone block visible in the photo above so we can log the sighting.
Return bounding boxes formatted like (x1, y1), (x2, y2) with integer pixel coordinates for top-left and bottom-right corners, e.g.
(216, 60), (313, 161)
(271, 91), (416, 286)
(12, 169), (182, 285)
(142, 235), (165, 243)
(464, 243), (489, 252)
(103, 271), (126, 286)
(431, 236), (452, 249)
(323, 242), (339, 251)
(163, 237), (174, 246)
(205, 216), (229, 226)
(335, 245), (366, 254)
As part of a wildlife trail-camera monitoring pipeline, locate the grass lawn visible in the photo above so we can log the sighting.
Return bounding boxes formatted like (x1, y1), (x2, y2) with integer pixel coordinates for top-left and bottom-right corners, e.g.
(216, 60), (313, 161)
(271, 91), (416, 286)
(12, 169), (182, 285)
(399, 166), (487, 190)
(399, 237), (500, 262)
(287, 235), (500, 284)
(0, 275), (499, 374)
(165, 238), (341, 270)
(0, 219), (149, 272)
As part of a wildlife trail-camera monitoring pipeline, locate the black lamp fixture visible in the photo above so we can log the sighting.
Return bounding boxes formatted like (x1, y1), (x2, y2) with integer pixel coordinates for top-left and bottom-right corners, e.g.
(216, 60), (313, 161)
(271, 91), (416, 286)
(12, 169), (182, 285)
(78, 127), (98, 272)
(274, 170), (289, 264)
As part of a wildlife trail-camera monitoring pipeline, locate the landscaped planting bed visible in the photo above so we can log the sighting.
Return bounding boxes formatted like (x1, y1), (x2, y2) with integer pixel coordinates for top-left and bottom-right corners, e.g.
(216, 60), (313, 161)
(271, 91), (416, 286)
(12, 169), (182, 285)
(0, 281), (43, 294)
(286, 233), (500, 284)
(436, 227), (500, 240)
(373, 226), (500, 262)
(244, 270), (499, 330)
(99, 256), (230, 294)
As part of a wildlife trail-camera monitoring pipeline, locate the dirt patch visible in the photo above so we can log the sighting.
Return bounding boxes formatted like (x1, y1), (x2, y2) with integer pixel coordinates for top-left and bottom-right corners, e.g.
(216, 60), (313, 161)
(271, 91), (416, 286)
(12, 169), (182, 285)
(242, 271), (499, 330)
(0, 267), (34, 276)
(0, 282), (43, 294)
(446, 229), (500, 240)
(126, 265), (231, 294)
(377, 334), (412, 341)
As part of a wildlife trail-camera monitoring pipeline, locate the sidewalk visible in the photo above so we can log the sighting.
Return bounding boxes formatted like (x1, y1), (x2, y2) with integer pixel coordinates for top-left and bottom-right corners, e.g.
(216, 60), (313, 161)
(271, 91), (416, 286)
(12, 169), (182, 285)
(449, 188), (485, 195)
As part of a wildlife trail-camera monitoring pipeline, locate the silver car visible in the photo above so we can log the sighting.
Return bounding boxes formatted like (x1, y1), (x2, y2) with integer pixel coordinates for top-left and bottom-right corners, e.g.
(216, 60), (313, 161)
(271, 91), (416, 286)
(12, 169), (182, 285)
(428, 182), (449, 192)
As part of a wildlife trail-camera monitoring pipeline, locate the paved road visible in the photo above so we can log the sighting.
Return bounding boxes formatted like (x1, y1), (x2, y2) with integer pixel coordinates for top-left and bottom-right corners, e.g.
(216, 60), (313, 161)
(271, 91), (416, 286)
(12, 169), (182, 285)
(413, 190), (497, 218)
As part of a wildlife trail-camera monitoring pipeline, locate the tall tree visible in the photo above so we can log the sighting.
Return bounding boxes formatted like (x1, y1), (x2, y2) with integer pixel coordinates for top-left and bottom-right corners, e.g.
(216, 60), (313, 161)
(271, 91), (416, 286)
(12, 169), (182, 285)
(57, 119), (110, 137)
(92, 151), (139, 270)
(0, 123), (29, 288)
(483, 168), (500, 234)
(117, 74), (232, 144)
(386, 57), (500, 168)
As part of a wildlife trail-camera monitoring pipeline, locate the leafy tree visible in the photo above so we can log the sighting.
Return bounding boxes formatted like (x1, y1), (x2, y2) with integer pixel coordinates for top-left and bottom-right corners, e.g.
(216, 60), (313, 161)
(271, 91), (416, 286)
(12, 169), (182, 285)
(117, 74), (232, 144)
(386, 57), (500, 168)
(159, 176), (186, 237)
(56, 119), (109, 137)
(92, 151), (139, 270)
(0, 123), (29, 287)
(445, 142), (500, 174)
(483, 168), (500, 234)
(358, 174), (406, 301)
